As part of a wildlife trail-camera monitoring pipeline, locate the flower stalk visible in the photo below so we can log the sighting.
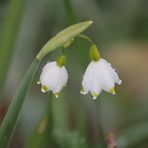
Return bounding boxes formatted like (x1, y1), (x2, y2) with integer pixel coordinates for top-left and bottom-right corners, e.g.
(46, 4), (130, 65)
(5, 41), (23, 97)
(0, 21), (92, 148)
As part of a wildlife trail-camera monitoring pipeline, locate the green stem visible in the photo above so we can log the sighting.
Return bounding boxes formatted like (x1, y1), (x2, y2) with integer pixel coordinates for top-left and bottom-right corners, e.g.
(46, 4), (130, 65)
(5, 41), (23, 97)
(78, 34), (94, 45)
(62, 47), (66, 55)
(97, 122), (106, 148)
(47, 93), (53, 146)
(63, 0), (76, 24)
(0, 58), (39, 148)
(94, 99), (107, 148)
(0, 0), (27, 97)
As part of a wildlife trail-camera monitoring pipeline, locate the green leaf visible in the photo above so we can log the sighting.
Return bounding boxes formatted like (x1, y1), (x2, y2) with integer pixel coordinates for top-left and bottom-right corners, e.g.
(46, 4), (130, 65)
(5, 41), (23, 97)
(36, 21), (93, 60)
(0, 58), (39, 148)
(0, 0), (27, 97)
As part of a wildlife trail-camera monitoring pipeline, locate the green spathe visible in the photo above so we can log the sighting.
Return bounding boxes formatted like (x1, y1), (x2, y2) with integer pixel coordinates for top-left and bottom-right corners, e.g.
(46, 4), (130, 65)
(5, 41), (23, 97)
(37, 21), (93, 60)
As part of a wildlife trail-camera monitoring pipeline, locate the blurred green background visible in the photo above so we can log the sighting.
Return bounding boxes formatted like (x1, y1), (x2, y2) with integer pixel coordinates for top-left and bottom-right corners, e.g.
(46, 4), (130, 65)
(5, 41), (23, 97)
(0, 0), (148, 147)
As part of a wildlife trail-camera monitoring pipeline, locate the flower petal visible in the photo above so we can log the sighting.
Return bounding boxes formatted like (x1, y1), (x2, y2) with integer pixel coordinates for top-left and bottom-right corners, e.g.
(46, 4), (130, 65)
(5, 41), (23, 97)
(39, 61), (68, 94)
(100, 58), (122, 85)
(90, 73), (102, 98)
(81, 58), (121, 99)
(81, 61), (94, 94)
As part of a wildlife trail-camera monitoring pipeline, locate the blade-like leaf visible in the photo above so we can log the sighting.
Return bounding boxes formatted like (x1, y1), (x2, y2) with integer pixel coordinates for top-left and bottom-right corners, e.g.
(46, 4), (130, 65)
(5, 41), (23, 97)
(0, 0), (27, 97)
(0, 58), (39, 148)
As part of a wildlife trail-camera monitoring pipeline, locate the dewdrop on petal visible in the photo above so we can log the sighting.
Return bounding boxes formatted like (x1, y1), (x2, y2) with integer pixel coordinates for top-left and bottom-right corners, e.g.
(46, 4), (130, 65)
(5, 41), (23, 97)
(37, 55), (68, 98)
(81, 45), (122, 99)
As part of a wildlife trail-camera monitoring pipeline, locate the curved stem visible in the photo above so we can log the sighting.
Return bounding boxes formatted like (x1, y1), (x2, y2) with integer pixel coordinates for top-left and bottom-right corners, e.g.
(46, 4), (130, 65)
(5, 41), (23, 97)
(77, 34), (94, 45)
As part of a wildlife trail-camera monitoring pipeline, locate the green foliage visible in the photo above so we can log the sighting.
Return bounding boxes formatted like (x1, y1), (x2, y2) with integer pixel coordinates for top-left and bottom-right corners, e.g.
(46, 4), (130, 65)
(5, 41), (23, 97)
(0, 58), (39, 148)
(53, 130), (87, 148)
(0, 0), (27, 96)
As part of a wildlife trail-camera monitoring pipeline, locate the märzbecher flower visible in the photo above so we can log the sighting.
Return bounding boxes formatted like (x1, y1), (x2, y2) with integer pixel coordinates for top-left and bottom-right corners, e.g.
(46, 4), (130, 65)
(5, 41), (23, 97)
(37, 60), (68, 98)
(81, 45), (122, 99)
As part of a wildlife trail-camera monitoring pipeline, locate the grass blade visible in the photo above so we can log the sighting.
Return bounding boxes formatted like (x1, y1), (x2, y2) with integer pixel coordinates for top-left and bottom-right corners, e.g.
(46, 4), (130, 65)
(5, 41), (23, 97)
(0, 58), (39, 148)
(0, 0), (27, 96)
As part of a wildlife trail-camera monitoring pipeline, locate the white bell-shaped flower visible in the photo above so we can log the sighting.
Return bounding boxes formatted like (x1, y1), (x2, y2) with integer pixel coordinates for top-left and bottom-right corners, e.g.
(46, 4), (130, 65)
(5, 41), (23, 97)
(81, 58), (122, 99)
(37, 61), (68, 98)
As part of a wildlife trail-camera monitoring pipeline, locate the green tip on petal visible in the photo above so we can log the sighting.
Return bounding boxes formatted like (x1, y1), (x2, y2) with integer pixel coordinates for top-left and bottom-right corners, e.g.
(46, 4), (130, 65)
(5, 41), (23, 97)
(110, 87), (116, 95)
(89, 44), (100, 61)
(54, 93), (59, 98)
(80, 87), (84, 93)
(93, 92), (98, 100)
(80, 86), (86, 95)
(56, 55), (66, 67)
(41, 85), (48, 93)
(37, 80), (41, 84)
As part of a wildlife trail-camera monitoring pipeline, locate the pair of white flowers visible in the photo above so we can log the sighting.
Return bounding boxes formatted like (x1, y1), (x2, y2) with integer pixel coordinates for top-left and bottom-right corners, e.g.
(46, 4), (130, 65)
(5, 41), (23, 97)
(37, 46), (122, 99)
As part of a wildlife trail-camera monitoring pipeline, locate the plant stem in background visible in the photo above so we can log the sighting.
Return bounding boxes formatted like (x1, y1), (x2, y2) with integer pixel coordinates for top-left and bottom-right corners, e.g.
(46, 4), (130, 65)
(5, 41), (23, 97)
(94, 98), (107, 148)
(63, 2), (105, 145)
(97, 122), (107, 148)
(25, 93), (53, 148)
(63, 0), (88, 138)
(0, 0), (27, 98)
(0, 58), (39, 148)
(63, 0), (76, 24)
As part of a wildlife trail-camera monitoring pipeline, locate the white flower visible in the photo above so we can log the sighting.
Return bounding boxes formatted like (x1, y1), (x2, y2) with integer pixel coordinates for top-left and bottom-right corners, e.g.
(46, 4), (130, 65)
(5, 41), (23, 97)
(81, 58), (122, 99)
(37, 61), (68, 98)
